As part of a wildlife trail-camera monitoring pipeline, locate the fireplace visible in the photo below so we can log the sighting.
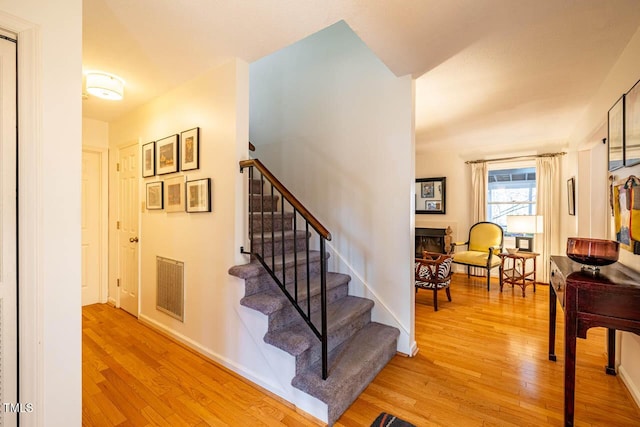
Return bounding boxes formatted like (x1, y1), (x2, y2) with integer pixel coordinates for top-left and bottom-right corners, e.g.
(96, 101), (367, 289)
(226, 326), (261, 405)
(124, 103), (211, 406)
(415, 227), (452, 257)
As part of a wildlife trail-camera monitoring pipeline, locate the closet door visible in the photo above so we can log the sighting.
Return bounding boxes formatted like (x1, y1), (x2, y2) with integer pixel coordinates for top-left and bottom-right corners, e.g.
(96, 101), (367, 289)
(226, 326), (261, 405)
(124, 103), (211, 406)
(0, 33), (18, 426)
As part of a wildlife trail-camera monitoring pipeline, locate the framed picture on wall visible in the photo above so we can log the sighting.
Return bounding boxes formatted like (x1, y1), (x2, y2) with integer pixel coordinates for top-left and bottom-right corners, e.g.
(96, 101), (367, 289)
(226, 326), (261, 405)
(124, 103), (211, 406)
(156, 134), (179, 175)
(415, 177), (446, 214)
(421, 182), (434, 198)
(186, 178), (211, 213)
(146, 181), (163, 210)
(180, 127), (199, 171)
(165, 175), (185, 213)
(608, 95), (624, 171)
(142, 141), (155, 177)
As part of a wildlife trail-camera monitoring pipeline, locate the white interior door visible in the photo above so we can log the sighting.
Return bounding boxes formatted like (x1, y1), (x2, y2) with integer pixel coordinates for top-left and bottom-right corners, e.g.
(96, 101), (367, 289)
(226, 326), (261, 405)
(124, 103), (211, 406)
(82, 149), (104, 305)
(118, 143), (139, 316)
(0, 34), (17, 426)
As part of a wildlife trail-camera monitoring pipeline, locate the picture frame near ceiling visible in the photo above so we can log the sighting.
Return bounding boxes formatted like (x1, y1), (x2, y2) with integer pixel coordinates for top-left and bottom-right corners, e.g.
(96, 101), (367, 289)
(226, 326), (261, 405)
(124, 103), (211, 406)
(180, 127), (200, 171)
(608, 95), (624, 172)
(142, 141), (155, 177)
(165, 175), (185, 213)
(625, 79), (640, 167)
(186, 178), (211, 213)
(146, 181), (163, 210)
(415, 177), (446, 214)
(156, 134), (179, 175)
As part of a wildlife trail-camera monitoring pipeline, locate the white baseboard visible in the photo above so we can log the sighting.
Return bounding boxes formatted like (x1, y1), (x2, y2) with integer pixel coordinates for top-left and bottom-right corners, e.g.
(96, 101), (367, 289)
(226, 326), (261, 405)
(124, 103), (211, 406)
(619, 364), (640, 409)
(410, 340), (419, 356)
(137, 312), (328, 423)
(138, 314), (285, 400)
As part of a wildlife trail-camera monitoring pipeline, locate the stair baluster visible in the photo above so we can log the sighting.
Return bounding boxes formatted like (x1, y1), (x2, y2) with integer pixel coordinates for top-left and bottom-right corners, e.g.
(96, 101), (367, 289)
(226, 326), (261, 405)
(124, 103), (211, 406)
(240, 158), (331, 379)
(233, 158), (400, 424)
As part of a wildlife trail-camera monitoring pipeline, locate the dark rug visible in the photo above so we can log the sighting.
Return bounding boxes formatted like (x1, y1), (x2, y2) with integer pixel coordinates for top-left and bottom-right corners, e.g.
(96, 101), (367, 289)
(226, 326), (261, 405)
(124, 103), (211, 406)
(370, 412), (416, 427)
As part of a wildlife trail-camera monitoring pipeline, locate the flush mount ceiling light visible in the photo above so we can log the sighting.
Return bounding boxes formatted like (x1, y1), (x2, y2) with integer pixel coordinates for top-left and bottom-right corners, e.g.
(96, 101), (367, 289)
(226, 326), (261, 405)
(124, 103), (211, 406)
(85, 71), (125, 101)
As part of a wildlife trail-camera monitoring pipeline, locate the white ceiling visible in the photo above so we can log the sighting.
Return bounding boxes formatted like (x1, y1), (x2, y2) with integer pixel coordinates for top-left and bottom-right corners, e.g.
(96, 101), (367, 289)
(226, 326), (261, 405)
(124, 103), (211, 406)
(83, 0), (640, 155)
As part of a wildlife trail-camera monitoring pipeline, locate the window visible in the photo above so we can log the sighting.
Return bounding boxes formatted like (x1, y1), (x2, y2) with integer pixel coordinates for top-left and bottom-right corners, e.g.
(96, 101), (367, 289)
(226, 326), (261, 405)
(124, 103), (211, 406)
(487, 166), (536, 233)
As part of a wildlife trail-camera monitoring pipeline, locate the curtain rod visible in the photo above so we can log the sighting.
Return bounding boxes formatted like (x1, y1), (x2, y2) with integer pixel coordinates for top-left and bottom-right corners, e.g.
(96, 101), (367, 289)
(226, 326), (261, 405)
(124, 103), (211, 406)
(465, 151), (566, 164)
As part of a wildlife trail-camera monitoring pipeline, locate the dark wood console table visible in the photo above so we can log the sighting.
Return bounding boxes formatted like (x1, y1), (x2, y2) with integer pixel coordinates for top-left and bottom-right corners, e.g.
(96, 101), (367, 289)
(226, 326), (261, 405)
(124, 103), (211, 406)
(549, 255), (640, 426)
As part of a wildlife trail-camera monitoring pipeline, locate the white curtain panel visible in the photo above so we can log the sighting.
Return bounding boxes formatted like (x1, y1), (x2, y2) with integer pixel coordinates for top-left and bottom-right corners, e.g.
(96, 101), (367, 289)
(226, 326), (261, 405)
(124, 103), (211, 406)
(536, 156), (561, 282)
(471, 162), (487, 223)
(469, 162), (488, 276)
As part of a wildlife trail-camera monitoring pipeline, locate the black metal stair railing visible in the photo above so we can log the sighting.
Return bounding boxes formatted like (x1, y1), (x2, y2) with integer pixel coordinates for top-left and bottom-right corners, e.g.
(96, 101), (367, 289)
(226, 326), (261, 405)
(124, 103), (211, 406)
(239, 158), (332, 380)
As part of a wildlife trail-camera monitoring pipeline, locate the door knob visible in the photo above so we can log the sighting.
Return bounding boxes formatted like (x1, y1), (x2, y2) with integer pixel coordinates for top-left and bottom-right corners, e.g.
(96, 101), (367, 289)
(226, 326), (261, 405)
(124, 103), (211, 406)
(129, 237), (139, 243)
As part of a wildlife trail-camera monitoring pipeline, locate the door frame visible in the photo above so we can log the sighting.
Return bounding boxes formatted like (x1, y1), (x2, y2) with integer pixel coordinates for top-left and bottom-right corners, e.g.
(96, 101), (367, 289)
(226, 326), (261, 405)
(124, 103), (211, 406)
(115, 140), (141, 313)
(83, 146), (109, 304)
(2, 15), (43, 425)
(0, 28), (18, 427)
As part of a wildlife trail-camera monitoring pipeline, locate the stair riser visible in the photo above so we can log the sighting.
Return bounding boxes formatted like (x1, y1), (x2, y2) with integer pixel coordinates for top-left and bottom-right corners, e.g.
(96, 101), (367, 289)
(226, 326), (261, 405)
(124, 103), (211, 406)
(249, 179), (264, 195)
(251, 215), (293, 233)
(294, 309), (372, 375)
(235, 172), (401, 426)
(249, 195), (280, 212)
(268, 283), (349, 332)
(250, 235), (309, 258)
(243, 259), (325, 296)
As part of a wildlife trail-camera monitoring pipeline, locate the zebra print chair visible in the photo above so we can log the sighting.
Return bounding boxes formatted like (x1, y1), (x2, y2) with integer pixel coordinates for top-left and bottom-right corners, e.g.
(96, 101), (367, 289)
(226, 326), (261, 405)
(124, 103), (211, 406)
(415, 251), (453, 311)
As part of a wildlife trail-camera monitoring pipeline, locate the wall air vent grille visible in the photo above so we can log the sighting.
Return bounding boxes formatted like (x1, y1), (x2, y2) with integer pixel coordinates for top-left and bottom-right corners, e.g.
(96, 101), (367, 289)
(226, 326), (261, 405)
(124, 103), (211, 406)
(156, 256), (184, 322)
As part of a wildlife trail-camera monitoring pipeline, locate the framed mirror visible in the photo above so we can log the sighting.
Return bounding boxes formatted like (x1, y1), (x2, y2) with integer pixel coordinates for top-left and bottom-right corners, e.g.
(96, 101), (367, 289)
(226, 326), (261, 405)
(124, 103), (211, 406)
(416, 177), (446, 214)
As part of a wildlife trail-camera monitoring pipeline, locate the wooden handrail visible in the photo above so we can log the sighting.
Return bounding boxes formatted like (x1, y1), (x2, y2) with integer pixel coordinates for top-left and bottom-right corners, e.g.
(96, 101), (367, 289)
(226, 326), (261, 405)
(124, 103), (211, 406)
(240, 158), (332, 241)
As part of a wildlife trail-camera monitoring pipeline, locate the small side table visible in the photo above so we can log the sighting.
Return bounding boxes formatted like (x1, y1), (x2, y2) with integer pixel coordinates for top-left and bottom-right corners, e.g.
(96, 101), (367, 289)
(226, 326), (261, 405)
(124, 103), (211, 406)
(498, 252), (539, 297)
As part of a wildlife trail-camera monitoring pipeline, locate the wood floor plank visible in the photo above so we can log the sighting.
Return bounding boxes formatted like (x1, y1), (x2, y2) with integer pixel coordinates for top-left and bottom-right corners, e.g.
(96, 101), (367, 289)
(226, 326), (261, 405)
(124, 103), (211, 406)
(83, 274), (640, 426)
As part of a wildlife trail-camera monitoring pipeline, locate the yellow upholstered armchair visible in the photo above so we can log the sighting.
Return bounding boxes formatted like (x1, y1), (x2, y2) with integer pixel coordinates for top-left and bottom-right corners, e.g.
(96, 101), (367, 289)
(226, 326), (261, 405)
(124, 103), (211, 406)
(450, 221), (504, 291)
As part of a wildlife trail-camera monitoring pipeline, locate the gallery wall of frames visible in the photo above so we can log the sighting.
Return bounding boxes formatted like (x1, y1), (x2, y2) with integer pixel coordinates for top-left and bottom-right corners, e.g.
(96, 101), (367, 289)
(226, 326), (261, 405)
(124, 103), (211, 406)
(142, 127), (212, 213)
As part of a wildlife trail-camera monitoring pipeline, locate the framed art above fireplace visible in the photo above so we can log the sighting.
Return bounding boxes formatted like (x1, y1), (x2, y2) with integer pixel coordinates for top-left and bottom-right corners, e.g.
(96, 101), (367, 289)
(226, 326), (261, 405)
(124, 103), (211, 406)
(416, 177), (446, 214)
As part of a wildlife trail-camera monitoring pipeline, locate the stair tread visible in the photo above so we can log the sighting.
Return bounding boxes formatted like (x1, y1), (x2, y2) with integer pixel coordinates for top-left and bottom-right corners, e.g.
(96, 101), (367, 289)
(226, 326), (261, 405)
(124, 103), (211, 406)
(235, 176), (399, 425)
(240, 272), (351, 315)
(249, 211), (294, 217)
(228, 250), (324, 279)
(250, 230), (309, 242)
(291, 322), (399, 423)
(264, 296), (374, 356)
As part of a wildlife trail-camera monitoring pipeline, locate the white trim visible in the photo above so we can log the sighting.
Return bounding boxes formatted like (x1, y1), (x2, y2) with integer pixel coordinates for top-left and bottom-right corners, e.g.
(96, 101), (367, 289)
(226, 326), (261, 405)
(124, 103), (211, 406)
(618, 364), (640, 409)
(0, 13), (44, 427)
(0, 30), (18, 426)
(82, 146), (109, 304)
(409, 340), (419, 356)
(136, 312), (326, 417)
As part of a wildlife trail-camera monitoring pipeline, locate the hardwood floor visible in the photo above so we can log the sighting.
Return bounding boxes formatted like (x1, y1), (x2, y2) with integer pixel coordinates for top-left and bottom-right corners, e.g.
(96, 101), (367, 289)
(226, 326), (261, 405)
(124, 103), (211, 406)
(83, 274), (640, 426)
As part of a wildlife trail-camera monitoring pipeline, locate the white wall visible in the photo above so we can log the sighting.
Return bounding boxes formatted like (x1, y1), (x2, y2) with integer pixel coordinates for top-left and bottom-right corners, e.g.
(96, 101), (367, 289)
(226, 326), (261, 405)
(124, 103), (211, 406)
(83, 117), (109, 149)
(0, 1), (82, 425)
(575, 123), (608, 240)
(249, 21), (415, 353)
(108, 59), (304, 405)
(569, 24), (640, 408)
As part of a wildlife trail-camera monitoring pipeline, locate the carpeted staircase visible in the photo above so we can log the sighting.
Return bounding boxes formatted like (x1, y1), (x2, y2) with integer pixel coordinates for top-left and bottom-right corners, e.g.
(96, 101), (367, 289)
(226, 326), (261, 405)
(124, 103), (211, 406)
(229, 177), (399, 425)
